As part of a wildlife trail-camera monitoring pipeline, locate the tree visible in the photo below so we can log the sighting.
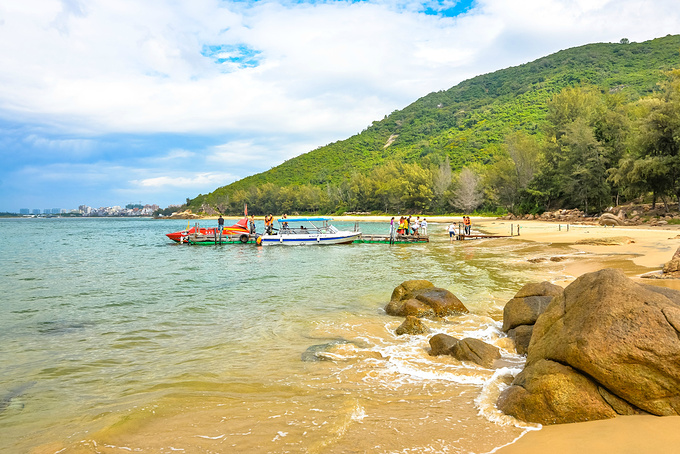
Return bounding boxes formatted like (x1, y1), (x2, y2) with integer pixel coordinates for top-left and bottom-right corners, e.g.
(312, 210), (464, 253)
(558, 118), (610, 213)
(450, 167), (483, 213)
(432, 157), (453, 212)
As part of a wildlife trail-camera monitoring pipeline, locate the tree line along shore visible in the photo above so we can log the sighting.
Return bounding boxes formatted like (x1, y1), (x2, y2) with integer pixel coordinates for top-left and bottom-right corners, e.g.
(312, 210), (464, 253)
(172, 69), (680, 220)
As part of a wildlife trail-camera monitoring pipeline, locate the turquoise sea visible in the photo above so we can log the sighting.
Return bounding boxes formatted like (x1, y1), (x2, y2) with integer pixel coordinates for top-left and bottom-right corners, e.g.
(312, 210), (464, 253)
(0, 217), (563, 453)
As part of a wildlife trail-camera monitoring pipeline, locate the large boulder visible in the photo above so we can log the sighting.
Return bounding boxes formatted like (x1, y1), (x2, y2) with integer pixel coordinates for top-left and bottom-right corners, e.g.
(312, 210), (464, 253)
(450, 338), (501, 368)
(502, 281), (563, 354)
(385, 281), (468, 317)
(498, 268), (680, 425)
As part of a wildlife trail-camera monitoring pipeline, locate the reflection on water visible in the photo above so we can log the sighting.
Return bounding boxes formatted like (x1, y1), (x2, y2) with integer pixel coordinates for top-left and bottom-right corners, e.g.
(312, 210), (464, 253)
(0, 218), (609, 453)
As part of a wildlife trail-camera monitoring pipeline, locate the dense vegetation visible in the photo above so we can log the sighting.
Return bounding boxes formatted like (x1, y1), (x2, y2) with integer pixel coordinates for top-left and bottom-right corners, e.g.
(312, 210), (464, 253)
(185, 35), (680, 216)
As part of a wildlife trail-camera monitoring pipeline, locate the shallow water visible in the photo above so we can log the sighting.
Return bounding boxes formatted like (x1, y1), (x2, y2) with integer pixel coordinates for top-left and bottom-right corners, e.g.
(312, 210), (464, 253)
(0, 218), (575, 453)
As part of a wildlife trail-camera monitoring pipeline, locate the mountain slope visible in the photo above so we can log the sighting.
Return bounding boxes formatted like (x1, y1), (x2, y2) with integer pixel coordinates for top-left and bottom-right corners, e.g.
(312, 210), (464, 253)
(190, 34), (680, 210)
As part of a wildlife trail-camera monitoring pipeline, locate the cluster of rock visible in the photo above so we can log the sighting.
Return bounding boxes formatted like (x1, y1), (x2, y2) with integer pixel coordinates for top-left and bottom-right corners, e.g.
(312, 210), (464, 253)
(386, 270), (680, 426)
(499, 206), (680, 226)
(500, 209), (590, 223)
(497, 269), (680, 425)
(386, 280), (501, 368)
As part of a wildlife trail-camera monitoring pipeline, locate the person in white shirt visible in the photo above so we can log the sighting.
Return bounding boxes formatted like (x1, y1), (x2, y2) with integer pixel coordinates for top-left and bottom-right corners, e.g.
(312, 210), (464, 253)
(421, 218), (428, 236)
(447, 222), (457, 242)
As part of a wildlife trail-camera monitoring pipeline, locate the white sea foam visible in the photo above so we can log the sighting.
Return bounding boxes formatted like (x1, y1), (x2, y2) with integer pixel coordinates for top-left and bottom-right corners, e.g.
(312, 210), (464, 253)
(475, 367), (541, 430)
(350, 402), (366, 422)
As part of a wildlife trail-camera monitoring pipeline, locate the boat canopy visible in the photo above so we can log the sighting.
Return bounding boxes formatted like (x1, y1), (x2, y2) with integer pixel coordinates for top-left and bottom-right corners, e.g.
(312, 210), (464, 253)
(276, 217), (332, 222)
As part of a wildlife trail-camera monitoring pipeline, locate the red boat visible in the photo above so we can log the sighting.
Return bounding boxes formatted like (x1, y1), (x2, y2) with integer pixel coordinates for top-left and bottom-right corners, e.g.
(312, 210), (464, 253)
(166, 217), (250, 243)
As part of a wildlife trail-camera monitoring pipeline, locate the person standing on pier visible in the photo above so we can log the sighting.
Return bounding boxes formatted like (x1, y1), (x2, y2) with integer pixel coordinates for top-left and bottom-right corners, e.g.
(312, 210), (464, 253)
(463, 216), (471, 235)
(421, 218), (427, 236)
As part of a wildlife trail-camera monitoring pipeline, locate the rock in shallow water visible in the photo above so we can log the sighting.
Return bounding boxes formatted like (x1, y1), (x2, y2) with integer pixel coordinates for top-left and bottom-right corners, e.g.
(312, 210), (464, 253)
(450, 338), (500, 368)
(428, 333), (459, 356)
(395, 316), (430, 336)
(385, 280), (468, 318)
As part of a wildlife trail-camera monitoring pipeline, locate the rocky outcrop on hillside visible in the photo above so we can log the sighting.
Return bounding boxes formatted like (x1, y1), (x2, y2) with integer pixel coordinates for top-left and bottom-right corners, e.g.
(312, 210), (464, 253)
(497, 269), (680, 425)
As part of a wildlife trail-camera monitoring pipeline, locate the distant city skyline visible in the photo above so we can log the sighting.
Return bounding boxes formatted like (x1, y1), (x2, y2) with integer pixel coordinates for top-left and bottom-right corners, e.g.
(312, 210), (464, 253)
(1, 1), (679, 212)
(14, 203), (164, 216)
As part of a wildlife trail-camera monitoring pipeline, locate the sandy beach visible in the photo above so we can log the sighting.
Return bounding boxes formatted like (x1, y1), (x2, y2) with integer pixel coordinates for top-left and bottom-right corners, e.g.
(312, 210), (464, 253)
(166, 214), (680, 453)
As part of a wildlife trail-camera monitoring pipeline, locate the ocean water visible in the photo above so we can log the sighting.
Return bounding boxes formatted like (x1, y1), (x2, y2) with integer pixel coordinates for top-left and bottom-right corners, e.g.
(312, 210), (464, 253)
(0, 217), (562, 453)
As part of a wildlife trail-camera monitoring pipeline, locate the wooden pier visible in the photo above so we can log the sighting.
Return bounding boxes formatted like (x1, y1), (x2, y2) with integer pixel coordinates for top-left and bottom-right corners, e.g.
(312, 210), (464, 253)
(453, 233), (512, 241)
(354, 234), (429, 244)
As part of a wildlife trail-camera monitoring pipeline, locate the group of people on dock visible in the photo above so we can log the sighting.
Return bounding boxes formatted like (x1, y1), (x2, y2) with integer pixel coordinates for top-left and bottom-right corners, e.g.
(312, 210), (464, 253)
(389, 215), (428, 240)
(447, 216), (472, 242)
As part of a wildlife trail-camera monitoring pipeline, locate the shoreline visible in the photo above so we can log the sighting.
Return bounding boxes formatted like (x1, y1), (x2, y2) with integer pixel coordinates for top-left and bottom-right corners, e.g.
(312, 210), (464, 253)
(151, 215), (680, 452)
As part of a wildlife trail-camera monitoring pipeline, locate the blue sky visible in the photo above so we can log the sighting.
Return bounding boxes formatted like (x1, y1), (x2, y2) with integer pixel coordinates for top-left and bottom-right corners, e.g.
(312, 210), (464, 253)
(0, 0), (679, 212)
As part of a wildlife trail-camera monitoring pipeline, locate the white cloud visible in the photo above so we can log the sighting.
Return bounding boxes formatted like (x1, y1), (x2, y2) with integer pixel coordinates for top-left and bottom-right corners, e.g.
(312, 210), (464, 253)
(1, 0), (680, 210)
(131, 172), (238, 190)
(2, 0), (678, 139)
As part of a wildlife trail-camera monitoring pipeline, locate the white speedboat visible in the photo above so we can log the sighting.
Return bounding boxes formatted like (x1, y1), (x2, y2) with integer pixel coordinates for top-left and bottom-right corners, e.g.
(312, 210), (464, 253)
(257, 217), (360, 246)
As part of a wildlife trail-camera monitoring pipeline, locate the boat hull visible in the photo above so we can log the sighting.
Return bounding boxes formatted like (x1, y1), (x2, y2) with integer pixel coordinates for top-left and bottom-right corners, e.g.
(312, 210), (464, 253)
(259, 232), (359, 246)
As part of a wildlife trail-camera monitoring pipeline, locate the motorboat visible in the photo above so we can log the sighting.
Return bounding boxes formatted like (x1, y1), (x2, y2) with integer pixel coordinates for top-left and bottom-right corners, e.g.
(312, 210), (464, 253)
(257, 217), (360, 246)
(166, 217), (250, 243)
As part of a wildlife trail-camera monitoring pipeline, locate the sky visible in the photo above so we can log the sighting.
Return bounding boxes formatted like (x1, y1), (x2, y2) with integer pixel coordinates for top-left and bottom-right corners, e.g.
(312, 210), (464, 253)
(0, 0), (679, 212)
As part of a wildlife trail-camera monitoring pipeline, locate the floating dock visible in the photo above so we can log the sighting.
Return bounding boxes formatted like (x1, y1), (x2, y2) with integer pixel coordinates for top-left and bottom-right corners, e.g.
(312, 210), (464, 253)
(354, 234), (429, 244)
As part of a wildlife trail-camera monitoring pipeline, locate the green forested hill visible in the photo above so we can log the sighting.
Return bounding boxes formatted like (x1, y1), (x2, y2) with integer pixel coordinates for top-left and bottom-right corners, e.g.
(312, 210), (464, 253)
(187, 35), (680, 215)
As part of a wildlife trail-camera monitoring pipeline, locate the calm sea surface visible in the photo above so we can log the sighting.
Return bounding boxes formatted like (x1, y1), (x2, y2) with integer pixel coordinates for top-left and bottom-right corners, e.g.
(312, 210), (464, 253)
(0, 217), (568, 453)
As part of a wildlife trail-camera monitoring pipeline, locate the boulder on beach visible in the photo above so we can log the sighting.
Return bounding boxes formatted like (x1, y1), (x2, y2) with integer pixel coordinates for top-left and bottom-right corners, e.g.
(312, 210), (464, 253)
(599, 213), (623, 226)
(498, 268), (680, 425)
(395, 316), (430, 336)
(385, 280), (468, 318)
(502, 281), (563, 355)
(662, 246), (680, 276)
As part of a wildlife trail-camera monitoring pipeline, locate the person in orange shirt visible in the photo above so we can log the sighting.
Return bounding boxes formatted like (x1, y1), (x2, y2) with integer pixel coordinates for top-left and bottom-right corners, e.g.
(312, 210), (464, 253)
(265, 214), (274, 234)
(463, 216), (471, 235)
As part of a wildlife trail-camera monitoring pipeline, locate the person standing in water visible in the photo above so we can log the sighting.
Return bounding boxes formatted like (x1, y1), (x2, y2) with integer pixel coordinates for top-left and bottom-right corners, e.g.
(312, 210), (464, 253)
(389, 217), (396, 244)
(448, 221), (457, 242)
